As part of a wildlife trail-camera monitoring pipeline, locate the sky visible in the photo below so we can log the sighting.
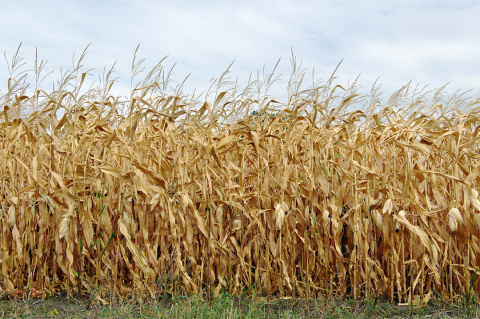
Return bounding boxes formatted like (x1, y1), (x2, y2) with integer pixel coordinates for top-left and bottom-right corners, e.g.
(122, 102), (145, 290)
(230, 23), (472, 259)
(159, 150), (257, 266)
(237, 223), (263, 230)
(1, 0), (480, 108)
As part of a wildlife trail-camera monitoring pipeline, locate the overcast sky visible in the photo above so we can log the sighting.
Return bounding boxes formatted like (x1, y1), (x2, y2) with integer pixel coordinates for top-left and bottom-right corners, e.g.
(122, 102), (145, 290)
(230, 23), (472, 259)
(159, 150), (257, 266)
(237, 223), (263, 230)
(1, 0), (479, 106)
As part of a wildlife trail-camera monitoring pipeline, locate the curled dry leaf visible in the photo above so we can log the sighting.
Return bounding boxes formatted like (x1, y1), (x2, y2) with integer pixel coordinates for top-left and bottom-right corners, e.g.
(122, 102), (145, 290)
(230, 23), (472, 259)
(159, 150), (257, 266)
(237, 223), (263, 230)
(448, 208), (463, 224)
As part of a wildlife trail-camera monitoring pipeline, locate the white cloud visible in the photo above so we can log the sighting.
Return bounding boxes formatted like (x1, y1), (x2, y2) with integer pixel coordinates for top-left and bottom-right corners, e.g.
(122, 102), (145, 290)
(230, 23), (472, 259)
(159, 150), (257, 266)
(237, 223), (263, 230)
(1, 0), (479, 107)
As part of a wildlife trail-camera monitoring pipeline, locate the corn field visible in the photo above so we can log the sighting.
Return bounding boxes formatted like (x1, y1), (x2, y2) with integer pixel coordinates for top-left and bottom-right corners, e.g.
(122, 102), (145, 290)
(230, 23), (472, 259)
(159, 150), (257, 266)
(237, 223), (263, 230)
(1, 48), (480, 305)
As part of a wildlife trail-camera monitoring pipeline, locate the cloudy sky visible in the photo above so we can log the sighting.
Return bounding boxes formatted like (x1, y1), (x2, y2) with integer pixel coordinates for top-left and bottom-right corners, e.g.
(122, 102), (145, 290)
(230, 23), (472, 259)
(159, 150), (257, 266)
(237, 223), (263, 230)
(1, 0), (479, 106)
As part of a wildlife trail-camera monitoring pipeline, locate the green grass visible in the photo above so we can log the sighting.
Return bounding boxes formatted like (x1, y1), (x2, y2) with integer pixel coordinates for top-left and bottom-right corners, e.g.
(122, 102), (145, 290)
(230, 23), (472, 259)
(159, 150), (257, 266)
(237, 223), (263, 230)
(1, 292), (480, 318)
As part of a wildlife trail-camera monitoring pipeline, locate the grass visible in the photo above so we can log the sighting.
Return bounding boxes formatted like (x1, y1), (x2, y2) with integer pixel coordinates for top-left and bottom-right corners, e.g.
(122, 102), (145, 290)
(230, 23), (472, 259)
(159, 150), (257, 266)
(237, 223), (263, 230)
(1, 291), (480, 318)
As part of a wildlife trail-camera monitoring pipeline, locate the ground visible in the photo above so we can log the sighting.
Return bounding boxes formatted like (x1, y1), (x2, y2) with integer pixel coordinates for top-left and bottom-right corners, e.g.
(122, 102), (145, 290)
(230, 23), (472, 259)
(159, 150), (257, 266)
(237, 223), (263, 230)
(0, 291), (478, 318)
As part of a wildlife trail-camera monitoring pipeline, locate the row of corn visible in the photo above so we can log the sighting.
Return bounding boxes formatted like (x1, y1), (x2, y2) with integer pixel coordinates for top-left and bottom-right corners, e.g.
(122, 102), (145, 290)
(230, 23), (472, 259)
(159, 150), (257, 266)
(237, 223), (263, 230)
(0, 83), (480, 306)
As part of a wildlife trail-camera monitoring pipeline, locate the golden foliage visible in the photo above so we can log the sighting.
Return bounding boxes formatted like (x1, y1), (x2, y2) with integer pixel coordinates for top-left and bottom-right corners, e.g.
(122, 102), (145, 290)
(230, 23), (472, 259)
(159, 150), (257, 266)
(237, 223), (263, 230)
(1, 58), (480, 305)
